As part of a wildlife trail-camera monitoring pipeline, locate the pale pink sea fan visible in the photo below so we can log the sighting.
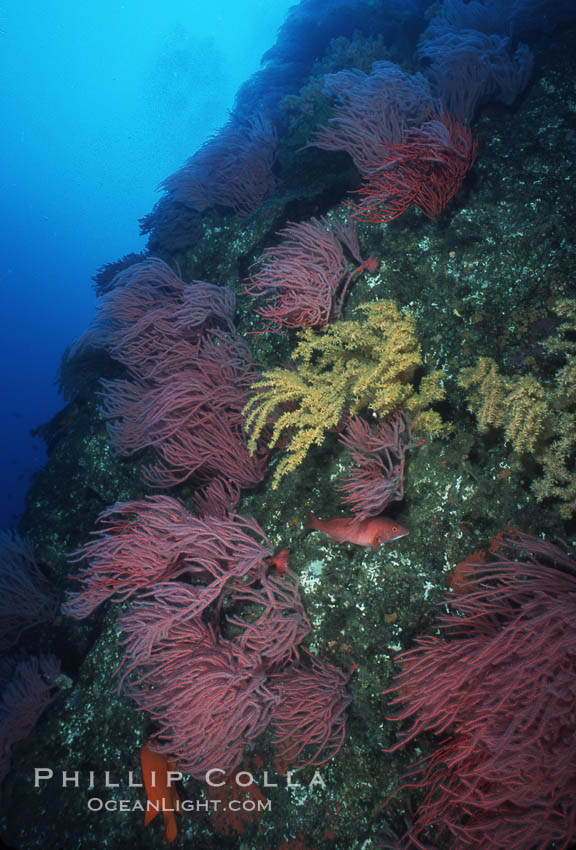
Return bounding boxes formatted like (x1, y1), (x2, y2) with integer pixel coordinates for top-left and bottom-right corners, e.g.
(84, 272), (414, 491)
(160, 114), (278, 218)
(244, 216), (377, 329)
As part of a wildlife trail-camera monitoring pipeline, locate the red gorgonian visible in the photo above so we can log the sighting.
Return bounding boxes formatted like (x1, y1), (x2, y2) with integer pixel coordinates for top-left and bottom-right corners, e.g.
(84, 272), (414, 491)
(348, 114), (477, 223)
(244, 216), (378, 330)
(383, 531), (576, 849)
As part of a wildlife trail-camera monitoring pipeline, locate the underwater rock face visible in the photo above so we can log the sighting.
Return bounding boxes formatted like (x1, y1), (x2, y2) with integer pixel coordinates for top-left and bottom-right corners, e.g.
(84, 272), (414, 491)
(2, 2), (576, 849)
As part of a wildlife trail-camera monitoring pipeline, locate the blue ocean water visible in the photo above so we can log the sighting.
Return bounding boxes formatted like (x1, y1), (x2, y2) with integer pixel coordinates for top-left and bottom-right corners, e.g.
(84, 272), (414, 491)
(0, 0), (293, 529)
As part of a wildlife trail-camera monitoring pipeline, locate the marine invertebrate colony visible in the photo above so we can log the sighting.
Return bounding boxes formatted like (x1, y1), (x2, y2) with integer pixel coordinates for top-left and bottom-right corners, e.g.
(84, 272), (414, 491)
(159, 114), (278, 218)
(309, 61), (436, 170)
(337, 412), (421, 519)
(244, 216), (378, 329)
(63, 496), (352, 779)
(459, 299), (576, 518)
(13, 0), (576, 846)
(120, 606), (277, 778)
(384, 532), (576, 849)
(347, 114), (477, 223)
(418, 29), (534, 123)
(308, 61), (477, 222)
(269, 653), (352, 772)
(62, 496), (274, 623)
(0, 531), (57, 651)
(0, 655), (63, 788)
(245, 300), (446, 486)
(72, 258), (265, 515)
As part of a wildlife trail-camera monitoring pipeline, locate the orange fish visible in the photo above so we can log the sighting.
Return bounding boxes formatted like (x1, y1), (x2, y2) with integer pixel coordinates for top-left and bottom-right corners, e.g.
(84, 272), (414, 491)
(265, 548), (291, 575)
(304, 510), (408, 550)
(141, 742), (180, 843)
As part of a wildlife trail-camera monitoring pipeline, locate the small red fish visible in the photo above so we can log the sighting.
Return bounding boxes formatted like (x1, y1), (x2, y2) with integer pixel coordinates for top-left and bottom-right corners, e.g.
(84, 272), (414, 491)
(265, 548), (291, 575)
(141, 742), (180, 843)
(304, 510), (408, 551)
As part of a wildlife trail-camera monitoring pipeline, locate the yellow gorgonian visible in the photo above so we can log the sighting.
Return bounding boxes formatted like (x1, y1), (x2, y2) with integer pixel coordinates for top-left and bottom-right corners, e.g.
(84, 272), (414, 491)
(245, 300), (447, 486)
(459, 299), (576, 517)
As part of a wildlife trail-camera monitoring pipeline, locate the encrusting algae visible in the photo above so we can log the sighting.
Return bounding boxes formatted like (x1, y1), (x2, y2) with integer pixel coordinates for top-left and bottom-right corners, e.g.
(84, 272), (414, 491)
(245, 300), (447, 487)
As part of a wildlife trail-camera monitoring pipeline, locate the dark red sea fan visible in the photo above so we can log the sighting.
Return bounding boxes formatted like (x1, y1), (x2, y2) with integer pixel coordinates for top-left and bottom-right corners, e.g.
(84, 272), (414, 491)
(384, 532), (576, 849)
(0, 532), (58, 651)
(74, 258), (266, 509)
(0, 654), (63, 787)
(222, 566), (311, 668)
(62, 496), (273, 624)
(118, 592), (276, 779)
(64, 496), (352, 779)
(348, 114), (477, 223)
(269, 653), (352, 771)
(159, 113), (278, 218)
(338, 412), (421, 519)
(307, 62), (436, 172)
